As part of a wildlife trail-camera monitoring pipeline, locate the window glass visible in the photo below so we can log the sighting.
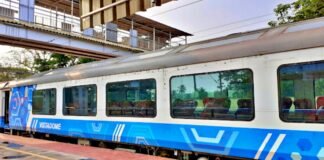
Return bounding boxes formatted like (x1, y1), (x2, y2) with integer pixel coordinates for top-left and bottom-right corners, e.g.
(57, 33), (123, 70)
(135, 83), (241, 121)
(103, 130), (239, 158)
(106, 79), (156, 117)
(170, 69), (254, 121)
(32, 89), (56, 115)
(63, 85), (97, 116)
(279, 62), (324, 123)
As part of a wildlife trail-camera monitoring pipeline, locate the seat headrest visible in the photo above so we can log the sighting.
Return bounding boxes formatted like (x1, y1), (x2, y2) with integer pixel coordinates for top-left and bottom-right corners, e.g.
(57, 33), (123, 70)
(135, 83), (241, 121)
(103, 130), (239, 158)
(294, 98), (312, 109)
(281, 97), (292, 109)
(237, 99), (252, 108)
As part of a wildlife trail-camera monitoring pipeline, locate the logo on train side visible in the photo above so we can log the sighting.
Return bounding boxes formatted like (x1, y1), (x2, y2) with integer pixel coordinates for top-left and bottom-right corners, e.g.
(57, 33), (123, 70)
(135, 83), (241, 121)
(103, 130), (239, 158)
(39, 122), (62, 130)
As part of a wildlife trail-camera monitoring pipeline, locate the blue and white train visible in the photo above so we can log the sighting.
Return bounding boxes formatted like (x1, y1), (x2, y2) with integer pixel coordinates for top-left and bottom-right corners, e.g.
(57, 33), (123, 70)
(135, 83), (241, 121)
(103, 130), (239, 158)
(1, 17), (324, 160)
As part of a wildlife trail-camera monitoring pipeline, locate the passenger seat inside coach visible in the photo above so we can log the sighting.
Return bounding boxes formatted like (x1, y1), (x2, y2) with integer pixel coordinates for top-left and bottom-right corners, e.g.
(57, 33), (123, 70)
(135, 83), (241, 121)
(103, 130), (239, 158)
(107, 100), (155, 117)
(200, 98), (231, 119)
(107, 102), (123, 115)
(134, 100), (155, 116)
(316, 97), (324, 122)
(235, 99), (253, 120)
(294, 98), (316, 122)
(280, 97), (323, 122)
(172, 99), (197, 117)
(280, 97), (293, 120)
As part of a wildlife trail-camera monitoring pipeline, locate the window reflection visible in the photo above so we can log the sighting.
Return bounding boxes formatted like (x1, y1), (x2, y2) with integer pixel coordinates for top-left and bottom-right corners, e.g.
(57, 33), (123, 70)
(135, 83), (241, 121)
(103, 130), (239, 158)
(106, 79), (156, 117)
(279, 62), (324, 123)
(32, 89), (56, 115)
(171, 69), (254, 121)
(63, 85), (97, 116)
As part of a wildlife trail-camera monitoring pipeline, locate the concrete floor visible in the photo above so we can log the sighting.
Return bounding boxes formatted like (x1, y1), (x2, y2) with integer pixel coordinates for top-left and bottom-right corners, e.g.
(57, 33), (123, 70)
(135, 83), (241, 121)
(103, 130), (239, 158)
(0, 141), (90, 160)
(0, 133), (172, 160)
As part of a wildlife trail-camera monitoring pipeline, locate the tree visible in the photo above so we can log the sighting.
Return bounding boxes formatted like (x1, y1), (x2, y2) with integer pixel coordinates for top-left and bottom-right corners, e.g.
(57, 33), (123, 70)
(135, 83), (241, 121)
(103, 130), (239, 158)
(0, 48), (96, 82)
(269, 0), (324, 27)
(4, 49), (95, 73)
(197, 88), (208, 99)
(0, 65), (32, 82)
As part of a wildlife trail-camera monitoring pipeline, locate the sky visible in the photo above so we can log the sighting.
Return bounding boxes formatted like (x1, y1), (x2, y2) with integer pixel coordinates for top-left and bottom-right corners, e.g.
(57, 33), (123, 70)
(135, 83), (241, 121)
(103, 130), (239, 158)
(140, 0), (295, 42)
(0, 0), (295, 59)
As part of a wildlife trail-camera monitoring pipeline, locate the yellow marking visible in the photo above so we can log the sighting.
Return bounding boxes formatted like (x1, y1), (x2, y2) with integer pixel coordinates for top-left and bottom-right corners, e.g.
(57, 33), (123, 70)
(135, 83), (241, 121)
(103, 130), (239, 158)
(0, 145), (58, 160)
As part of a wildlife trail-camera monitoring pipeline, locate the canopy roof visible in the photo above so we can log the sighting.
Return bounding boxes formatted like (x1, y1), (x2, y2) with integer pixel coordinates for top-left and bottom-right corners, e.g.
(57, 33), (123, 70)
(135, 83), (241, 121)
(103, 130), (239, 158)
(115, 14), (192, 37)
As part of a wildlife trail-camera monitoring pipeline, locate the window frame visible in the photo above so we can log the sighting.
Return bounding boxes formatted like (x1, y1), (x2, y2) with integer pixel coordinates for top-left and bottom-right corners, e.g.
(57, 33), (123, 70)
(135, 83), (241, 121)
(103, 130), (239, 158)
(277, 60), (324, 123)
(106, 78), (157, 118)
(62, 84), (98, 117)
(169, 68), (255, 121)
(32, 88), (57, 116)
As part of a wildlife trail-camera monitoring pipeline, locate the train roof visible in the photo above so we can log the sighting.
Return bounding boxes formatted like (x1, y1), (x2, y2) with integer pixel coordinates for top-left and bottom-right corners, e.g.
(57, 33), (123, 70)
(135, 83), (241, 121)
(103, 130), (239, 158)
(4, 17), (324, 88)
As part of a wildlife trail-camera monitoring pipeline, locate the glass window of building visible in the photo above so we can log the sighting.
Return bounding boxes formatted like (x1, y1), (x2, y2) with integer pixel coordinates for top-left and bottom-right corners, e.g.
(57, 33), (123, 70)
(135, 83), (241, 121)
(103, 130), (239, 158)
(63, 85), (97, 116)
(170, 69), (254, 121)
(106, 79), (156, 117)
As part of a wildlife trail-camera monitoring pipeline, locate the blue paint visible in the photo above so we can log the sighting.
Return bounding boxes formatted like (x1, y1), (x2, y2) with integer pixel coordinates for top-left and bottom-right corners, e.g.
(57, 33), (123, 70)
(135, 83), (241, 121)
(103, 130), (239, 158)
(31, 118), (324, 160)
(6, 85), (323, 159)
(9, 86), (35, 130)
(0, 116), (4, 128)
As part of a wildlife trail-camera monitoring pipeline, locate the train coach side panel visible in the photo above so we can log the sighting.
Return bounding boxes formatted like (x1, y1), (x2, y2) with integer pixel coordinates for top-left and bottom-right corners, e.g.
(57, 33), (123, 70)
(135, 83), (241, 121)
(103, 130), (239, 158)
(29, 118), (324, 160)
(9, 85), (36, 130)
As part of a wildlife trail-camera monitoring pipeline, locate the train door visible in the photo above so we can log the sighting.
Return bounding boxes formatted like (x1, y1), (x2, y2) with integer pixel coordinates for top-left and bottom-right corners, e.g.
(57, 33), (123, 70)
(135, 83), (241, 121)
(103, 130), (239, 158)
(3, 90), (10, 125)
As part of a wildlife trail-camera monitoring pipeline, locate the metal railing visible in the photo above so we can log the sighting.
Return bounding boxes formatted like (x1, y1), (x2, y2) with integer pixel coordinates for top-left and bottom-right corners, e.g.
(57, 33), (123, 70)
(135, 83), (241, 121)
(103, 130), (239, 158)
(0, 0), (187, 51)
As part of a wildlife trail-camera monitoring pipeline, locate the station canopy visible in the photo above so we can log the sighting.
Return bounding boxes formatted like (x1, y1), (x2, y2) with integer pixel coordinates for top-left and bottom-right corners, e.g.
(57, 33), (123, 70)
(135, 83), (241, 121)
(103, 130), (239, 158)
(35, 0), (191, 37)
(115, 14), (192, 38)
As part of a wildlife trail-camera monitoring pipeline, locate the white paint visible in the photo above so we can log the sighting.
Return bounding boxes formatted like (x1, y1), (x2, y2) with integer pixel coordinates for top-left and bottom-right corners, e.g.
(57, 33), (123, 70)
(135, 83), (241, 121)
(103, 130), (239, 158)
(265, 134), (286, 160)
(191, 128), (224, 144)
(23, 46), (324, 134)
(117, 124), (125, 142)
(254, 133), (272, 159)
(290, 152), (302, 160)
(318, 148), (324, 160)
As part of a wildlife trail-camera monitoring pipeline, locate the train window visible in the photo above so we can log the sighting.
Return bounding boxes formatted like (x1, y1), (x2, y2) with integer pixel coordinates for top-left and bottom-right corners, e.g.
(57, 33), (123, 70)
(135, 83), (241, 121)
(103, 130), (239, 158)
(63, 85), (97, 116)
(170, 69), (254, 121)
(32, 89), (56, 115)
(278, 61), (324, 123)
(106, 79), (156, 117)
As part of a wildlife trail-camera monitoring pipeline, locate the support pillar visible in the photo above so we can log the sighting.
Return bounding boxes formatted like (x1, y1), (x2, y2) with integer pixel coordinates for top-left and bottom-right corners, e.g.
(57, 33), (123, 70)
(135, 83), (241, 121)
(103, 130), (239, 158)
(105, 23), (118, 42)
(129, 19), (138, 48)
(19, 0), (35, 23)
(153, 28), (156, 51)
(129, 29), (138, 48)
(169, 32), (172, 47)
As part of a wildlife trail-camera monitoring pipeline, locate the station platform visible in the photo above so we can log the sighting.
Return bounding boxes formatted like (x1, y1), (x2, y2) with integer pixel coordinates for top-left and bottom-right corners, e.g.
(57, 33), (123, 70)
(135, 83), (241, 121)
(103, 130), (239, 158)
(0, 133), (172, 160)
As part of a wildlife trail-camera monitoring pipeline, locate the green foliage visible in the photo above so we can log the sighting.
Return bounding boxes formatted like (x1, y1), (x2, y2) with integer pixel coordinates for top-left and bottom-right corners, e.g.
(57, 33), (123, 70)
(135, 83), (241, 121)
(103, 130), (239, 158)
(33, 53), (96, 72)
(0, 66), (32, 82)
(293, 0), (324, 21)
(1, 49), (96, 82)
(197, 88), (208, 99)
(269, 0), (324, 27)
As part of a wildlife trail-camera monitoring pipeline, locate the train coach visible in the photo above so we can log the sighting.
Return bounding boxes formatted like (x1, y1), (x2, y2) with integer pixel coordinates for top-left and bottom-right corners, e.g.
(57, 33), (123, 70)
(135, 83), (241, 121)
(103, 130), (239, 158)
(1, 17), (324, 160)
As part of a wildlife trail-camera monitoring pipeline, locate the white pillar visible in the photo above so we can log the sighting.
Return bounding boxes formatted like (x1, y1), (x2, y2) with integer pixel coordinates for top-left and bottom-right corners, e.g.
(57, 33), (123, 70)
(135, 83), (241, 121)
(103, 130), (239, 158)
(153, 28), (156, 51)
(169, 32), (172, 47)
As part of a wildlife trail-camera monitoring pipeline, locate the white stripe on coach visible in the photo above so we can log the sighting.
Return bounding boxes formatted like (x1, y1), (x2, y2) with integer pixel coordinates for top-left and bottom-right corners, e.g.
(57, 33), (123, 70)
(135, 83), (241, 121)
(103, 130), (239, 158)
(265, 134), (286, 160)
(112, 124), (120, 141)
(254, 133), (272, 159)
(117, 124), (125, 142)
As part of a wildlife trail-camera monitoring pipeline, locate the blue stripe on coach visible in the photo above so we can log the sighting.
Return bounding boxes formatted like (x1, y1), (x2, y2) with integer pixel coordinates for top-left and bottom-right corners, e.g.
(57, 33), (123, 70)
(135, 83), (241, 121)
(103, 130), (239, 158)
(30, 118), (324, 160)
